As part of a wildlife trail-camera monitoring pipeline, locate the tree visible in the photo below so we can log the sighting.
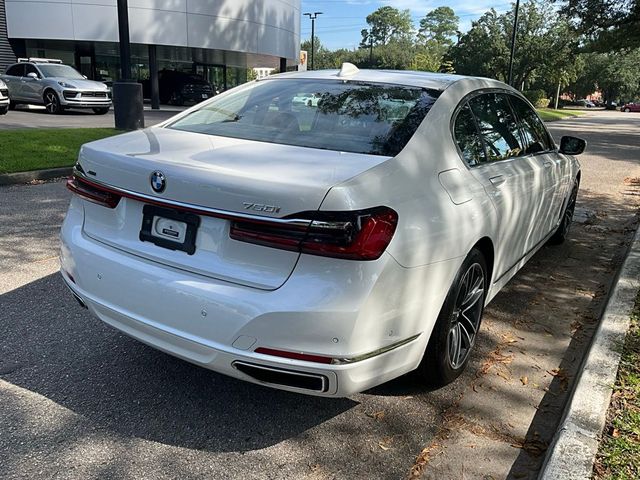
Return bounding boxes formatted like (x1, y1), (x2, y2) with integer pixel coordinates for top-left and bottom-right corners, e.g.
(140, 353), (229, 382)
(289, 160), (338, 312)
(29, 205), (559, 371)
(360, 7), (414, 47)
(446, 9), (509, 81)
(300, 37), (334, 70)
(567, 50), (640, 104)
(447, 1), (582, 89)
(418, 7), (459, 46)
(559, 0), (640, 50)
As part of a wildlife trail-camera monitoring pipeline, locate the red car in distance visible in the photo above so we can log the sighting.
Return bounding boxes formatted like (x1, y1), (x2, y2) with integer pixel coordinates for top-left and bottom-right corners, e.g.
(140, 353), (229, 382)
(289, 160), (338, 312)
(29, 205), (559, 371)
(621, 102), (640, 112)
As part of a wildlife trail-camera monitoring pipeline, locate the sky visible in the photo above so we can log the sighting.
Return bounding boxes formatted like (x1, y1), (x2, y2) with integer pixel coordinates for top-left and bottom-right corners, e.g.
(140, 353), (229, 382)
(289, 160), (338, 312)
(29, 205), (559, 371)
(300, 1), (515, 50)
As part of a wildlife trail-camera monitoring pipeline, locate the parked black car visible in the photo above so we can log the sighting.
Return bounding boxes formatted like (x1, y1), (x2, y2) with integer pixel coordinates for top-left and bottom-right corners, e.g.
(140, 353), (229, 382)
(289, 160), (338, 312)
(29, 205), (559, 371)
(142, 70), (215, 106)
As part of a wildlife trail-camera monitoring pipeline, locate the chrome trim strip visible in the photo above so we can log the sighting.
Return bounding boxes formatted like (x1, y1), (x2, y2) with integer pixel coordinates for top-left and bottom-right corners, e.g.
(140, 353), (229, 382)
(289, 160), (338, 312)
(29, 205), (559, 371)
(232, 361), (328, 392)
(72, 169), (312, 228)
(331, 333), (421, 364)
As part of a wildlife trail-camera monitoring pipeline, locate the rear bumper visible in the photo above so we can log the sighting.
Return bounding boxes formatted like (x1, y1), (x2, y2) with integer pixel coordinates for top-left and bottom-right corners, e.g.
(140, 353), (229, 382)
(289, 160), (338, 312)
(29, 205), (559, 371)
(60, 197), (436, 397)
(62, 273), (427, 396)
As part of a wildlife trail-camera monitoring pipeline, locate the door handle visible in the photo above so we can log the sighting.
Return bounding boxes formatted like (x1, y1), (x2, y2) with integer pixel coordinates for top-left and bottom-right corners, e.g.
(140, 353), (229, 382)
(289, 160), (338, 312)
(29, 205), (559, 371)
(543, 160), (554, 168)
(489, 175), (506, 187)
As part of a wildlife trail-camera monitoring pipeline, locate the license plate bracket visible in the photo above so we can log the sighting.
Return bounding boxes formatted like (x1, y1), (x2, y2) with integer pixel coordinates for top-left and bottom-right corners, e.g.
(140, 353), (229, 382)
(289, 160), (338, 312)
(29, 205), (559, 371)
(139, 205), (200, 255)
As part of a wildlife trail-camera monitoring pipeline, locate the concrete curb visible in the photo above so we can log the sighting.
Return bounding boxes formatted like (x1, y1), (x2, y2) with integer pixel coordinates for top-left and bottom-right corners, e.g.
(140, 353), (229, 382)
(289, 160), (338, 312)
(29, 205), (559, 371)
(0, 167), (71, 186)
(539, 223), (640, 479)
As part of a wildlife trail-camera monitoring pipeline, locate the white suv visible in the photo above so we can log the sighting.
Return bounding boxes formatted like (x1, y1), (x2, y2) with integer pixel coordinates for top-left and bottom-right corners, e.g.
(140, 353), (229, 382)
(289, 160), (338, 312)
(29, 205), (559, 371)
(1, 58), (111, 114)
(0, 78), (9, 114)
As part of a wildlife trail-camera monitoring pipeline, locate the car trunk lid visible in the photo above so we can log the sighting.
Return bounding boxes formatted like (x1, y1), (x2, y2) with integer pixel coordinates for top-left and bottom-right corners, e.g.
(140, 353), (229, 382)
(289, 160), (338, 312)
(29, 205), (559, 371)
(76, 127), (390, 289)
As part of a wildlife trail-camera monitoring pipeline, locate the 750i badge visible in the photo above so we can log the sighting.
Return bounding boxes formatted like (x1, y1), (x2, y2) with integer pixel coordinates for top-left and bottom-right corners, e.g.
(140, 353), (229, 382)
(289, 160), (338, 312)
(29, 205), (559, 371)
(243, 202), (281, 213)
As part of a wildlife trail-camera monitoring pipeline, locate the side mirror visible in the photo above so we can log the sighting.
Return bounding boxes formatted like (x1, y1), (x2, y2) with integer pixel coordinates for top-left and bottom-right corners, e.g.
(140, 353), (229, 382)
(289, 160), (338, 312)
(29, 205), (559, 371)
(26, 72), (39, 80)
(559, 135), (586, 156)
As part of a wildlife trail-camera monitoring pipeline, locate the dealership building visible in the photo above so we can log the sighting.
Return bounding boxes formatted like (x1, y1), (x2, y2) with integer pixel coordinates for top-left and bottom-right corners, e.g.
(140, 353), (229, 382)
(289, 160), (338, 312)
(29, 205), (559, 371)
(0, 0), (300, 92)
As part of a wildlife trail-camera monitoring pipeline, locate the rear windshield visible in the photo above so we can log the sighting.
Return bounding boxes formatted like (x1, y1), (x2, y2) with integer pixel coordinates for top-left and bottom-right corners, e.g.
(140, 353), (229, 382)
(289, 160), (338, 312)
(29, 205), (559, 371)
(168, 79), (440, 156)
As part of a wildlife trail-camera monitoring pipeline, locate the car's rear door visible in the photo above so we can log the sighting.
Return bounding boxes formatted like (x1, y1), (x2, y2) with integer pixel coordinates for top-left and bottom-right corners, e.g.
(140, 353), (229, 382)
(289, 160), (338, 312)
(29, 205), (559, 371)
(3, 64), (25, 100)
(463, 92), (548, 280)
(508, 94), (568, 237)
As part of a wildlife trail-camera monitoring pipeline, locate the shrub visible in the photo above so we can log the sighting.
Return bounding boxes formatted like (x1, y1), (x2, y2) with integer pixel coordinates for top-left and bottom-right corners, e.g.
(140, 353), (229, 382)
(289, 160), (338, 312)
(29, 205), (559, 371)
(535, 97), (550, 108)
(522, 90), (546, 107)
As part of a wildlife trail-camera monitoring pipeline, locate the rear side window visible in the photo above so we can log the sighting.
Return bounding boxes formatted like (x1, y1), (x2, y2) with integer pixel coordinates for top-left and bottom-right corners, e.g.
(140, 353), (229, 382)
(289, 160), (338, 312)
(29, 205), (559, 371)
(469, 93), (524, 162)
(169, 79), (440, 156)
(509, 95), (554, 153)
(6, 64), (24, 76)
(453, 103), (486, 166)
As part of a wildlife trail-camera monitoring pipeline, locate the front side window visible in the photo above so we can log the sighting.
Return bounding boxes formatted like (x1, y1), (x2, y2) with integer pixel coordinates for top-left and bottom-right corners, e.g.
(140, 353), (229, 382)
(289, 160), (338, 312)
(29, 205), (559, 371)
(469, 93), (524, 162)
(168, 79), (440, 156)
(6, 64), (24, 77)
(25, 64), (39, 78)
(509, 95), (555, 153)
(453, 103), (486, 166)
(37, 64), (85, 79)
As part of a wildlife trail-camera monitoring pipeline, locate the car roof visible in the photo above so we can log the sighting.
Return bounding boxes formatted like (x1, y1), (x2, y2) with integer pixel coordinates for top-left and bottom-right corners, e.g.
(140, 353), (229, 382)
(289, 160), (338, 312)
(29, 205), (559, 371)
(266, 68), (496, 91)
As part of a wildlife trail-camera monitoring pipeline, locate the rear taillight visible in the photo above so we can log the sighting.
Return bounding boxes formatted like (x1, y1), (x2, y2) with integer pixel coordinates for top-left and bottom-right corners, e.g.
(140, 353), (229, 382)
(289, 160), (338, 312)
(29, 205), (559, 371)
(66, 175), (121, 208)
(230, 206), (398, 260)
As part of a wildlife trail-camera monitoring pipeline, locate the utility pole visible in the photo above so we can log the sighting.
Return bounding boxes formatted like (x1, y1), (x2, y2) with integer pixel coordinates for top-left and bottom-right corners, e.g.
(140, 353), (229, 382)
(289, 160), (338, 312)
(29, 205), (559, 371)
(113, 0), (144, 129)
(303, 12), (323, 70)
(507, 0), (520, 87)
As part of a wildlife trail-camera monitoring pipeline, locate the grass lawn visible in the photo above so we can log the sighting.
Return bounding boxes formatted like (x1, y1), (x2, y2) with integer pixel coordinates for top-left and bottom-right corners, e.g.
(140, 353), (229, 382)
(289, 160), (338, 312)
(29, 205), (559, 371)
(536, 108), (585, 122)
(593, 293), (640, 480)
(0, 128), (120, 174)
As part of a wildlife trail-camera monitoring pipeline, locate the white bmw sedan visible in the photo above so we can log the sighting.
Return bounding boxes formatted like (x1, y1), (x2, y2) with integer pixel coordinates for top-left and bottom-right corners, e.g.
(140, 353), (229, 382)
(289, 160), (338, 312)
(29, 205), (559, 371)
(60, 65), (584, 397)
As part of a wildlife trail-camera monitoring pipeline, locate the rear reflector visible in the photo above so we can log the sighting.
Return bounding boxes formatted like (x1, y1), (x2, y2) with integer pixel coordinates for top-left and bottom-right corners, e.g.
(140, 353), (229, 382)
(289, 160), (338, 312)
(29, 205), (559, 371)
(66, 175), (121, 209)
(230, 206), (398, 260)
(255, 347), (334, 364)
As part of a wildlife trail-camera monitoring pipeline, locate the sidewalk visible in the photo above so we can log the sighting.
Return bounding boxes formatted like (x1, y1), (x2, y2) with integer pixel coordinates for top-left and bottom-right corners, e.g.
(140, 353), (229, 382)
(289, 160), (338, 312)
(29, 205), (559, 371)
(540, 223), (640, 479)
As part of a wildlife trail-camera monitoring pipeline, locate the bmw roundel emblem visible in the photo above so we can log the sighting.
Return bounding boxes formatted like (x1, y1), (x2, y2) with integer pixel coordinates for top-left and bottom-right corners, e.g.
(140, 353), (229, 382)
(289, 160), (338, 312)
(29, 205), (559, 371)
(150, 171), (166, 193)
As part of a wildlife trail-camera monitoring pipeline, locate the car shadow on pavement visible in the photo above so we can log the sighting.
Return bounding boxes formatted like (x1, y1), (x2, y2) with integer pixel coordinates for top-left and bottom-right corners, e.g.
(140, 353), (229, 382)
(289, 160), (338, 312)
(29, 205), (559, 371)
(13, 107), (100, 116)
(498, 191), (640, 479)
(0, 272), (357, 453)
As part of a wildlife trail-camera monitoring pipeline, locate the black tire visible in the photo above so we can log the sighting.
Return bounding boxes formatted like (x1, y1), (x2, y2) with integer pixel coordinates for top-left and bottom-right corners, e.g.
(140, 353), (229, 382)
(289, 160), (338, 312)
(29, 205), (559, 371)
(418, 248), (488, 387)
(9, 101), (17, 110)
(171, 92), (184, 106)
(92, 107), (110, 115)
(0, 105), (8, 115)
(44, 90), (63, 114)
(549, 180), (579, 245)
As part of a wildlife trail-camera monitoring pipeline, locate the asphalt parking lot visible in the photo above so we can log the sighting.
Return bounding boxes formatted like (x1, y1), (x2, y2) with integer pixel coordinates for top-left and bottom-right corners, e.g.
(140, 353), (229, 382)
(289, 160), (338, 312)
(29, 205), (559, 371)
(0, 105), (182, 129)
(1, 110), (639, 479)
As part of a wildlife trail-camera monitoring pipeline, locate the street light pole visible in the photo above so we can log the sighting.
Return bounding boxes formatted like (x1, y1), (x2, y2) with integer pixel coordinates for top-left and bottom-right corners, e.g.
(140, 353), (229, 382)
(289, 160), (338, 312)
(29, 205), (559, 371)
(303, 12), (323, 70)
(113, 0), (144, 130)
(507, 0), (520, 87)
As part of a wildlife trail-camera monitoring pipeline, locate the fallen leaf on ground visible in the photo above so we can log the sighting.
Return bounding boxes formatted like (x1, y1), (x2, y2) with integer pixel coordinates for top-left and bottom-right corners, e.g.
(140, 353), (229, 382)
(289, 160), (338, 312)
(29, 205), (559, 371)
(366, 410), (385, 420)
(520, 376), (529, 386)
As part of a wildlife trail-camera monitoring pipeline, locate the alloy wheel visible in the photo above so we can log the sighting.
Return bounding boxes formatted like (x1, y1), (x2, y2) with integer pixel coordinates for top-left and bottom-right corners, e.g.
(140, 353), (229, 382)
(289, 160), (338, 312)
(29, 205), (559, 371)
(45, 92), (59, 114)
(447, 263), (485, 369)
(560, 186), (578, 237)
